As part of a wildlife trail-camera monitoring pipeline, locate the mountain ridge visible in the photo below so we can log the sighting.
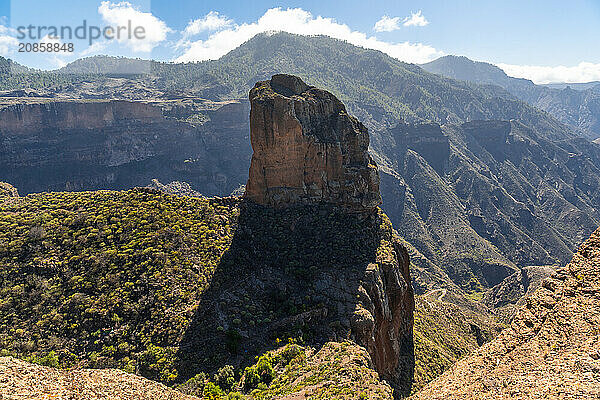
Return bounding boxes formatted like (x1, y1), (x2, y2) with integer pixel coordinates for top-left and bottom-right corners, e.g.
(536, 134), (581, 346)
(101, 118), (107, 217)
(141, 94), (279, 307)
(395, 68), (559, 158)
(2, 32), (599, 297)
(422, 55), (600, 139)
(413, 226), (600, 399)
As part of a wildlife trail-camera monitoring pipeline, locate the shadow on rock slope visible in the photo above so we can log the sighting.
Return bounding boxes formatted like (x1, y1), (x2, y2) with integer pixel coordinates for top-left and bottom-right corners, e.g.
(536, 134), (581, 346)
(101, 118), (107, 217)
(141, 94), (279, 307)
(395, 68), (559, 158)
(175, 200), (415, 397)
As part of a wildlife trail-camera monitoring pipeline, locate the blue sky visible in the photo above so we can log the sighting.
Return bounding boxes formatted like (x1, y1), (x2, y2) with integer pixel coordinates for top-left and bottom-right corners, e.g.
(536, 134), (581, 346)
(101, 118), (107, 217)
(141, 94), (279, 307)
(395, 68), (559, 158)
(1, 0), (599, 83)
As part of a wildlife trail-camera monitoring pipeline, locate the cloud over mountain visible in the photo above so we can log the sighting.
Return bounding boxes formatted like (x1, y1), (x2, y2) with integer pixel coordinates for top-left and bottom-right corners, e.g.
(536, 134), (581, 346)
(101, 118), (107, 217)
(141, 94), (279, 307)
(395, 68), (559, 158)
(175, 7), (441, 64)
(498, 61), (600, 84)
(98, 1), (171, 52)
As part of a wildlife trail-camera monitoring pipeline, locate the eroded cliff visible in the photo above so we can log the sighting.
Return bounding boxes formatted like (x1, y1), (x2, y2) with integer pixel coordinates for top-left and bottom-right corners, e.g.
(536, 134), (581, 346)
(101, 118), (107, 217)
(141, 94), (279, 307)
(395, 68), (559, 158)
(0, 99), (251, 195)
(245, 74), (381, 210)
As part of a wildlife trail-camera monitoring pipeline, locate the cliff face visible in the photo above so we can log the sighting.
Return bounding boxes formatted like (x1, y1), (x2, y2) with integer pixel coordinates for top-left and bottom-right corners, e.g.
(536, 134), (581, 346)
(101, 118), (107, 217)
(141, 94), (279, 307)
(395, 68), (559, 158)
(0, 100), (162, 133)
(413, 226), (600, 399)
(245, 74), (381, 210)
(390, 123), (449, 174)
(187, 75), (412, 396)
(0, 100), (251, 195)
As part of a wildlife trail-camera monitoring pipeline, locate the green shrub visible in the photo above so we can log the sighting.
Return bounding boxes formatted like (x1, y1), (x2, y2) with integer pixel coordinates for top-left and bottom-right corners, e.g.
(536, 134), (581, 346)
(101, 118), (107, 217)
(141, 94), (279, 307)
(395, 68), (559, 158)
(214, 365), (236, 392)
(203, 382), (224, 400)
(242, 354), (275, 392)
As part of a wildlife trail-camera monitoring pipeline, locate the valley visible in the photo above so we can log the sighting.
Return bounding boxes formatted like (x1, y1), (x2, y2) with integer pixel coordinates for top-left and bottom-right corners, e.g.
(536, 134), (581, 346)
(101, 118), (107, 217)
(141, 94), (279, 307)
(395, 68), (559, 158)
(0, 29), (599, 400)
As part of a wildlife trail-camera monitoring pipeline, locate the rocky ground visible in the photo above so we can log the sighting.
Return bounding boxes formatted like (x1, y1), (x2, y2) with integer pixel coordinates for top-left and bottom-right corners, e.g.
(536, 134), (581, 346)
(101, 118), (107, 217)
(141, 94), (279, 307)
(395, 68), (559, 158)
(0, 356), (199, 400)
(483, 265), (556, 323)
(413, 227), (600, 399)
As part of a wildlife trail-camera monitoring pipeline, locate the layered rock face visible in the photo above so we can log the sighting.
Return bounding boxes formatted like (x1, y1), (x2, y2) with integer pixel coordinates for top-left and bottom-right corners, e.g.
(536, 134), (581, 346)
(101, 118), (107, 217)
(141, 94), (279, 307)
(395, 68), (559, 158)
(390, 122), (450, 174)
(413, 227), (600, 399)
(0, 100), (161, 133)
(245, 74), (381, 210)
(0, 100), (251, 195)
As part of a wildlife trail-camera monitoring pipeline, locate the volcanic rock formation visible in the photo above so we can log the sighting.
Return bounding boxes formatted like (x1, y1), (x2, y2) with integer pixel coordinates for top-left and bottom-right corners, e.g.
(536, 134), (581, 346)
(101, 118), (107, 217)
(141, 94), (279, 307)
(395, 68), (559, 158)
(245, 74), (381, 210)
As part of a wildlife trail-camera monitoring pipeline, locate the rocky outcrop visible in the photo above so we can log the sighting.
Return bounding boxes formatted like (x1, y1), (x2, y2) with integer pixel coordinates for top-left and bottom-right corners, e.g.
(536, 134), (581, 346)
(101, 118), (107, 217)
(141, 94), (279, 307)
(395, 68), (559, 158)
(413, 227), (600, 399)
(483, 265), (555, 323)
(461, 120), (512, 160)
(183, 203), (414, 398)
(245, 74), (381, 210)
(390, 122), (449, 174)
(349, 229), (414, 395)
(184, 78), (412, 396)
(147, 179), (204, 198)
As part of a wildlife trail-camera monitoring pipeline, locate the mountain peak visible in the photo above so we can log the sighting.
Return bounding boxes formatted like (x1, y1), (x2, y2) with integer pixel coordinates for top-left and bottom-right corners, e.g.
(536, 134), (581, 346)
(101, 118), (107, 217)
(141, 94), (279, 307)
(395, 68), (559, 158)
(422, 55), (514, 84)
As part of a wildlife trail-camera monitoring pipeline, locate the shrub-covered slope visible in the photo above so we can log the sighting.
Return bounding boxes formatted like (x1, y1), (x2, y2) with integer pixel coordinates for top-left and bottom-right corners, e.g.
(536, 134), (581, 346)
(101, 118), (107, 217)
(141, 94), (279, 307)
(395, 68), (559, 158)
(0, 189), (502, 397)
(0, 189), (238, 381)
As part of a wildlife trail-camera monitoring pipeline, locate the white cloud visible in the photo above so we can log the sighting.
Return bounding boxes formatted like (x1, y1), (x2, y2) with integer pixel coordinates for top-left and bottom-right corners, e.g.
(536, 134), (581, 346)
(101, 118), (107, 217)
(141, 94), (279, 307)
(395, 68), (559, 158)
(39, 35), (72, 66)
(175, 7), (442, 64)
(183, 11), (233, 37)
(80, 41), (109, 56)
(373, 16), (402, 32)
(98, 1), (171, 52)
(48, 55), (68, 68)
(403, 10), (429, 27)
(497, 62), (600, 84)
(39, 34), (71, 54)
(39, 34), (61, 46)
(0, 24), (18, 56)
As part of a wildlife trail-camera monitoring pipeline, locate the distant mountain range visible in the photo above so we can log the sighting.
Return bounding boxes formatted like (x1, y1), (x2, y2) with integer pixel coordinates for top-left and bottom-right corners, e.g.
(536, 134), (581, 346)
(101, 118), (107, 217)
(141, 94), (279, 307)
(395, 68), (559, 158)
(1, 32), (600, 397)
(422, 55), (600, 139)
(1, 32), (599, 298)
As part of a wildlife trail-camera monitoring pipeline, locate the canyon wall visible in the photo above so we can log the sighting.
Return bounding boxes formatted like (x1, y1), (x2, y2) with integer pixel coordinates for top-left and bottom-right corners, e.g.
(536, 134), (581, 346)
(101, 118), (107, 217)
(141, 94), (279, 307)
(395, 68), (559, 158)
(0, 100), (251, 195)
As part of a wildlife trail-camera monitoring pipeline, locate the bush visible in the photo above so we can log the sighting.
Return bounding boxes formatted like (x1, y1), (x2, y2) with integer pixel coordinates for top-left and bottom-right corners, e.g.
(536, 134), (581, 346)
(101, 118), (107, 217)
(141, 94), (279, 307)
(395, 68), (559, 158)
(203, 382), (224, 400)
(214, 365), (236, 392)
(242, 354), (275, 392)
(177, 372), (208, 396)
(26, 351), (60, 368)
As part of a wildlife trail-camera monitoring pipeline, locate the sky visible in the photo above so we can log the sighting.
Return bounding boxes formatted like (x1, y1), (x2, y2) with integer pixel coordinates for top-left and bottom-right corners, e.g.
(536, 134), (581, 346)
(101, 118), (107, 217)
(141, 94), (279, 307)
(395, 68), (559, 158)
(0, 0), (599, 83)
